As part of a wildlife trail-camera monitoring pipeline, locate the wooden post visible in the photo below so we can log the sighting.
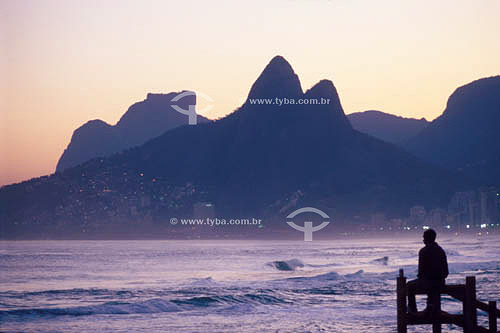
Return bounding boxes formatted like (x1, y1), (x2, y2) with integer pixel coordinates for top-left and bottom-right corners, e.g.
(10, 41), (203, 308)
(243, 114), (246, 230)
(463, 276), (477, 333)
(489, 301), (497, 333)
(430, 290), (442, 333)
(397, 269), (407, 333)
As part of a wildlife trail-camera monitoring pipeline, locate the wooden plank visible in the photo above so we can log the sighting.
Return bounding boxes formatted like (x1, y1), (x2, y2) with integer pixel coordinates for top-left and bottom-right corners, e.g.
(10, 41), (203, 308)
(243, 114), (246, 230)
(443, 284), (465, 298)
(447, 289), (465, 302)
(476, 326), (490, 333)
(398, 274), (497, 333)
(411, 284), (464, 296)
(477, 299), (500, 318)
(406, 311), (463, 327)
(427, 287), (500, 318)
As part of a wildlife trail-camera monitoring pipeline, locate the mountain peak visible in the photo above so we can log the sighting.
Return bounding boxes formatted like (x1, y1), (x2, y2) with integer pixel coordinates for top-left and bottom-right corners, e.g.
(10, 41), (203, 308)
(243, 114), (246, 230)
(246, 56), (302, 100)
(444, 75), (500, 118)
(146, 90), (195, 103)
(263, 55), (295, 77)
(305, 80), (337, 98)
(56, 90), (207, 172)
(406, 75), (500, 169)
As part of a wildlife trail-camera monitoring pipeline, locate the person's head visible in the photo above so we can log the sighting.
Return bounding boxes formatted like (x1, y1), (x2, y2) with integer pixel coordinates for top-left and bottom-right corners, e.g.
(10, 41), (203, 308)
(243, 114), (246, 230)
(423, 229), (437, 245)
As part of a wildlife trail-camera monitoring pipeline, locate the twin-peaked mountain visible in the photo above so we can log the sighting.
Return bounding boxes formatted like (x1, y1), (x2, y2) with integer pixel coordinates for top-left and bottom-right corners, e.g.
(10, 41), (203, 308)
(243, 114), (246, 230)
(56, 92), (210, 171)
(121, 56), (454, 213)
(0, 56), (459, 238)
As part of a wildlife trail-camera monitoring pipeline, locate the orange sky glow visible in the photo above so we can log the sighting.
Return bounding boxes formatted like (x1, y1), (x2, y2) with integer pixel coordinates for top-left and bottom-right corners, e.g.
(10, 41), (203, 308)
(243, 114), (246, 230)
(1, 0), (499, 186)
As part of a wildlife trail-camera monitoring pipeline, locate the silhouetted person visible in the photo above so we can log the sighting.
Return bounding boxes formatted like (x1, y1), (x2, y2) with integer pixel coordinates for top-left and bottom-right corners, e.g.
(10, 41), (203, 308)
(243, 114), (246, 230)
(407, 229), (449, 313)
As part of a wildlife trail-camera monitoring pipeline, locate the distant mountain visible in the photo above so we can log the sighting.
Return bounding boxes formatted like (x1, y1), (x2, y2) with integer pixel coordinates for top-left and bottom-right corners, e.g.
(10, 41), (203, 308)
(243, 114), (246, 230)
(127, 56), (455, 213)
(347, 110), (428, 145)
(0, 56), (459, 238)
(56, 92), (210, 172)
(405, 76), (500, 174)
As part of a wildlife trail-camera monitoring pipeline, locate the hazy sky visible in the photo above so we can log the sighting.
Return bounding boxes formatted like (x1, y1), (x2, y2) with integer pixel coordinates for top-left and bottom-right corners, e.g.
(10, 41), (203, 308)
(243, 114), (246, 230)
(1, 0), (499, 186)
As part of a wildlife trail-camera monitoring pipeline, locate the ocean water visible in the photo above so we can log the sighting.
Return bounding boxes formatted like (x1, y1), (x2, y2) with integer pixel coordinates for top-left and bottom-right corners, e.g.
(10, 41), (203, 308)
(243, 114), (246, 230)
(1, 235), (499, 332)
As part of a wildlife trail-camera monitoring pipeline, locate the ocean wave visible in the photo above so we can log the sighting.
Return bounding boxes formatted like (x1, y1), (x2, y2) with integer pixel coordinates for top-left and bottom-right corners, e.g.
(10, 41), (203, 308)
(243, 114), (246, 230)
(267, 259), (304, 271)
(185, 277), (216, 286)
(173, 293), (288, 307)
(305, 262), (341, 268)
(276, 260), (500, 285)
(0, 292), (290, 320)
(371, 256), (389, 265)
(448, 261), (500, 275)
(284, 270), (366, 283)
(445, 249), (461, 256)
(0, 298), (181, 318)
(0, 288), (133, 299)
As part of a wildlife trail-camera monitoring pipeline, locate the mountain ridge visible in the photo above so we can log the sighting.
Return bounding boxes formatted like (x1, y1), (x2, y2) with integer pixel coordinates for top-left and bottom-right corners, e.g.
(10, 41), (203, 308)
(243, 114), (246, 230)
(347, 110), (428, 145)
(56, 91), (210, 172)
(405, 75), (500, 170)
(0, 56), (464, 238)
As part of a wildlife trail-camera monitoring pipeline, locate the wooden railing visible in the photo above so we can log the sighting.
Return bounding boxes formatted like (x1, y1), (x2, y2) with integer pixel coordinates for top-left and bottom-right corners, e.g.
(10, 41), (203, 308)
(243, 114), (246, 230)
(397, 269), (499, 333)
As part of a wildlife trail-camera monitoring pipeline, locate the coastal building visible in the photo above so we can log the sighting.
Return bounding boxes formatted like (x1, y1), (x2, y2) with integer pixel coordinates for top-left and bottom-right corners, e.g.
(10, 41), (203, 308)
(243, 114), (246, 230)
(409, 206), (426, 225)
(448, 191), (477, 226)
(479, 187), (498, 223)
(428, 208), (447, 226)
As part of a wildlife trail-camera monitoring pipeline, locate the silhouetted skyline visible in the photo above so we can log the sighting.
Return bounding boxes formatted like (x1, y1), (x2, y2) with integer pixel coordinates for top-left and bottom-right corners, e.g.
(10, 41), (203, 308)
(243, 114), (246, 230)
(2, 56), (486, 240)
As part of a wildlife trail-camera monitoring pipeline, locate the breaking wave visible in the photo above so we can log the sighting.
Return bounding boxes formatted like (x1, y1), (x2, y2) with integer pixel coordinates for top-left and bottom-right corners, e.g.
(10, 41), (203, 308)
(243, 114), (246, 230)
(267, 259), (304, 271)
(371, 256), (389, 265)
(0, 298), (181, 317)
(0, 293), (290, 319)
